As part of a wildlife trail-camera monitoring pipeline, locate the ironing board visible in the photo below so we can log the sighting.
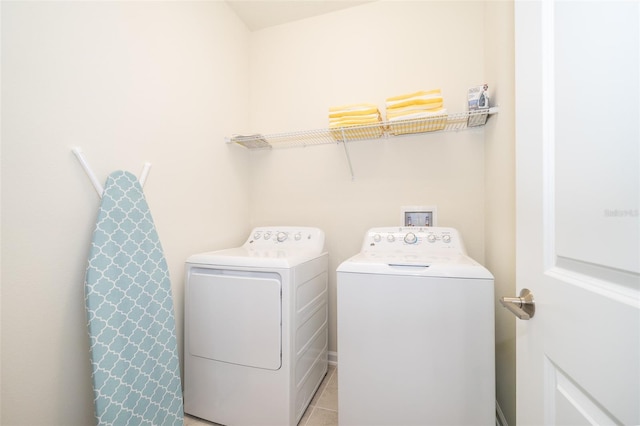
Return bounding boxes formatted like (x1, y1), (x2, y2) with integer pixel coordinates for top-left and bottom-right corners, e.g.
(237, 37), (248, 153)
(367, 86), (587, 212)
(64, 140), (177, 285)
(84, 171), (183, 426)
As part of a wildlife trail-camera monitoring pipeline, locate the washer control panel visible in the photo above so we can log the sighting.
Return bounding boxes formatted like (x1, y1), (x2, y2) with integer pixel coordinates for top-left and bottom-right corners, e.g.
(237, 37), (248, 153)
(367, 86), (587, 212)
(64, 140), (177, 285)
(362, 227), (464, 253)
(244, 227), (325, 253)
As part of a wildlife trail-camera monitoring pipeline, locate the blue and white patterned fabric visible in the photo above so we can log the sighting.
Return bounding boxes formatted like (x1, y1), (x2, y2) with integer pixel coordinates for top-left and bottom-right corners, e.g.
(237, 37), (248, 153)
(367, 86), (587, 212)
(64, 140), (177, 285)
(84, 171), (183, 426)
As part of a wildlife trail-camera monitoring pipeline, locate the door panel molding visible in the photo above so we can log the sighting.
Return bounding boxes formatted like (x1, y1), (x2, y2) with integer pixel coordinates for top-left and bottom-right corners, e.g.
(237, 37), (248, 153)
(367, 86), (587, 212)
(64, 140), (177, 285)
(541, 0), (557, 273)
(544, 356), (621, 425)
(551, 0), (640, 275)
(547, 263), (639, 308)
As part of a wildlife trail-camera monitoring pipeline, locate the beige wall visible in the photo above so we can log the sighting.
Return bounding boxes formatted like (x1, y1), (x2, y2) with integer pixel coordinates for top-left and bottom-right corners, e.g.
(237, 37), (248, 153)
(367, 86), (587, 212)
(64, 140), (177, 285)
(1, 1), (516, 425)
(484, 2), (516, 425)
(1, 2), (251, 424)
(247, 1), (515, 424)
(248, 0), (486, 361)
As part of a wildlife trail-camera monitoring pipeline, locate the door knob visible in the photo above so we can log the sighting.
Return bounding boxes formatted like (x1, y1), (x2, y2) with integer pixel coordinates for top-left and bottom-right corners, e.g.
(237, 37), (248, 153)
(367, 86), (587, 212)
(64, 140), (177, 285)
(500, 288), (535, 320)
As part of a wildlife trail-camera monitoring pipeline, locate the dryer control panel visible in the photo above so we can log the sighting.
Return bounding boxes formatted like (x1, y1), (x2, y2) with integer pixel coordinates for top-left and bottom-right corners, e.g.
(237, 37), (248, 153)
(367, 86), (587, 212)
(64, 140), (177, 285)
(362, 227), (466, 254)
(245, 226), (325, 254)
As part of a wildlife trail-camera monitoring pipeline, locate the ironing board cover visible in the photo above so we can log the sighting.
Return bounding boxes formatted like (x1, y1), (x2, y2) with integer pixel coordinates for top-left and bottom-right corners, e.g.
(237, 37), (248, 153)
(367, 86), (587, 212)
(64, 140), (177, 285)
(84, 171), (183, 426)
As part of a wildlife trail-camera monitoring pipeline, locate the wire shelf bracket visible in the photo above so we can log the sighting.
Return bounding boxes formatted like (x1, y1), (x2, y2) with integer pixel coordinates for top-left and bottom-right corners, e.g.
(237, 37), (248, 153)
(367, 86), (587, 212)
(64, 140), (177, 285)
(340, 127), (356, 180)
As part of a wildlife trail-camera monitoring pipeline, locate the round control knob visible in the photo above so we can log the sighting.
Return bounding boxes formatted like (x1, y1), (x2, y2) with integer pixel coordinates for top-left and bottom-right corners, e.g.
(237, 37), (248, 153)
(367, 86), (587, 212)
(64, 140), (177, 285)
(294, 233), (302, 241)
(442, 234), (451, 243)
(264, 232), (272, 240)
(277, 232), (288, 242)
(253, 232), (262, 240)
(404, 232), (418, 244)
(427, 234), (437, 243)
(387, 234), (396, 243)
(373, 234), (382, 243)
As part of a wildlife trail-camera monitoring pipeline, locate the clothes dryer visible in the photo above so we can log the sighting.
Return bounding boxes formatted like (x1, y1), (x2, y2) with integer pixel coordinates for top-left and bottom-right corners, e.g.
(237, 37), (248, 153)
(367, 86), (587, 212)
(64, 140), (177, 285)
(184, 227), (328, 426)
(337, 227), (495, 426)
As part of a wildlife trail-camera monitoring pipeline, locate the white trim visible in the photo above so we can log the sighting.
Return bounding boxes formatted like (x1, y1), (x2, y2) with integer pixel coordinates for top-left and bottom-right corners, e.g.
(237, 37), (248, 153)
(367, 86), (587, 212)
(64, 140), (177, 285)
(328, 351), (338, 366)
(541, 0), (557, 272)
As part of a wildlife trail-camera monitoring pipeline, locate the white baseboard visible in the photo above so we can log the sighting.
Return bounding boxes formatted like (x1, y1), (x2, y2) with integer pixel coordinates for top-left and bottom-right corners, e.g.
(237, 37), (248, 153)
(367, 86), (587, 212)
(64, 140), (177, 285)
(328, 351), (338, 366)
(496, 400), (508, 426)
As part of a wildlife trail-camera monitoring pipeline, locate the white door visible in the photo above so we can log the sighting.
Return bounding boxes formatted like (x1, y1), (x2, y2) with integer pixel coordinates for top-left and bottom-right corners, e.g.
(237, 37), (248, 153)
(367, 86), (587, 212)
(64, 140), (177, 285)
(514, 0), (639, 425)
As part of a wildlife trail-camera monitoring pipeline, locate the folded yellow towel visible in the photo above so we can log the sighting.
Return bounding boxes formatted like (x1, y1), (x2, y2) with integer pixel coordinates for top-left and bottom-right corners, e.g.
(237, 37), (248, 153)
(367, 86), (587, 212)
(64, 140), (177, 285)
(386, 97), (444, 110)
(328, 102), (384, 140)
(329, 103), (381, 122)
(385, 89), (441, 103)
(384, 89), (447, 135)
(386, 102), (445, 118)
(330, 120), (382, 129)
(330, 120), (380, 128)
(386, 89), (442, 108)
(328, 103), (383, 141)
(329, 107), (379, 118)
(330, 111), (380, 120)
(330, 113), (381, 126)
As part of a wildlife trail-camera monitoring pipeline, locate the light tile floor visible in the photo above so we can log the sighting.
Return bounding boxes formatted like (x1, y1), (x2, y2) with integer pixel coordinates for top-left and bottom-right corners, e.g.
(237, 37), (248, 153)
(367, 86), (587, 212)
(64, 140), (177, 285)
(184, 364), (338, 426)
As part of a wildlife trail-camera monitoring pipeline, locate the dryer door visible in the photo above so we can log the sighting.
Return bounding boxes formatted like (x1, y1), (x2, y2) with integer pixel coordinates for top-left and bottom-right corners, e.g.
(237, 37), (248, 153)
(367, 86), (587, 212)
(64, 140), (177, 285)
(188, 269), (282, 370)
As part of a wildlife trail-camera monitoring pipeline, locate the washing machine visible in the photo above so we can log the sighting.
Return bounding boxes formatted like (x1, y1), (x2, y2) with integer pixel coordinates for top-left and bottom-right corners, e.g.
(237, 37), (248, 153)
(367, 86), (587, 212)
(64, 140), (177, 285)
(184, 227), (329, 426)
(337, 227), (495, 426)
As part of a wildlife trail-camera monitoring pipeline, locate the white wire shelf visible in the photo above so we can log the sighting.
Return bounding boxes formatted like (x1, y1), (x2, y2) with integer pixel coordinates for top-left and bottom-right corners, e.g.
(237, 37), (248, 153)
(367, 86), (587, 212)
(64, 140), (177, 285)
(226, 107), (498, 150)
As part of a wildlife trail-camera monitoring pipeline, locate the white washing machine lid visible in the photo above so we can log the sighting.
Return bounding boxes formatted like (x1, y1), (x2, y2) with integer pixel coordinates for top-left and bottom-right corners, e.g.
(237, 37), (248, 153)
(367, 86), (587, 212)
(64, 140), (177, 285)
(338, 226), (493, 279)
(187, 247), (325, 268)
(337, 251), (494, 279)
